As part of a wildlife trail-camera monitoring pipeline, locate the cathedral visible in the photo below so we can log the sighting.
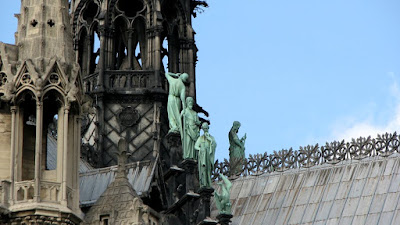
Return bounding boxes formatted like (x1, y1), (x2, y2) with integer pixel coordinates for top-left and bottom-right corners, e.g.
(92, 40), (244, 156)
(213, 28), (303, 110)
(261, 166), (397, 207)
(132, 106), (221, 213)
(1, 1), (400, 225)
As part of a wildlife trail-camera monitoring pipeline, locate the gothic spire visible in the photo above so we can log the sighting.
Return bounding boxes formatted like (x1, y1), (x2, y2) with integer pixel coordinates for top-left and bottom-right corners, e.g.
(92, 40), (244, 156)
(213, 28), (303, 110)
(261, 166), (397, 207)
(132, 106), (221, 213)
(16, 0), (74, 71)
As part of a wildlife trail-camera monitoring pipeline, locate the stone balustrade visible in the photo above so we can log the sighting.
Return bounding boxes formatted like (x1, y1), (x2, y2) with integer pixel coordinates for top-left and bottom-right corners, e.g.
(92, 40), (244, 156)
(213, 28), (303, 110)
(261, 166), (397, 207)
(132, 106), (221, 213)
(15, 180), (35, 202)
(14, 180), (61, 203)
(83, 70), (166, 93)
(40, 181), (61, 203)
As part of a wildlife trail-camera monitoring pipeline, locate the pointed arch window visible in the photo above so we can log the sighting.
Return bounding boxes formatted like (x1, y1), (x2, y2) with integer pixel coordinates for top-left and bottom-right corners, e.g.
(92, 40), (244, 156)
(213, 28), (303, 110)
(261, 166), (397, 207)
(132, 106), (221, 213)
(18, 92), (36, 181)
(42, 90), (63, 171)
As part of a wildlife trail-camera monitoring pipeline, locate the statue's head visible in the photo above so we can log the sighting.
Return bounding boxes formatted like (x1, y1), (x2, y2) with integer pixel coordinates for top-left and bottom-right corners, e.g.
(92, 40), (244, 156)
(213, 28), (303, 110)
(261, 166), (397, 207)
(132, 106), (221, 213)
(180, 73), (189, 83)
(186, 97), (194, 109)
(201, 122), (209, 133)
(233, 121), (241, 132)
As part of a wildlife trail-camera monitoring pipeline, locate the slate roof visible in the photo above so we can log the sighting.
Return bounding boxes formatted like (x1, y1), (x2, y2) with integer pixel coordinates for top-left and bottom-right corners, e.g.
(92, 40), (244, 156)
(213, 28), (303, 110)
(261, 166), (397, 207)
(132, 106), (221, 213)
(47, 133), (94, 173)
(79, 160), (156, 206)
(211, 153), (400, 224)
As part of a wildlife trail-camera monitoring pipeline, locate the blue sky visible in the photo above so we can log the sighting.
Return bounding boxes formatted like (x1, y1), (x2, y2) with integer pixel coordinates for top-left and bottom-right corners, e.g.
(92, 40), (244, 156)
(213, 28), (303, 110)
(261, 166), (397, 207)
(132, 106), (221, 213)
(1, 1), (400, 161)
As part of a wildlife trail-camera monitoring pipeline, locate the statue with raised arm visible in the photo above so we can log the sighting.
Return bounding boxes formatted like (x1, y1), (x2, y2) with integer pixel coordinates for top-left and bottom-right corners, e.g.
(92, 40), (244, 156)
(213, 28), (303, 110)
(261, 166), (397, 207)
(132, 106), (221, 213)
(195, 123), (217, 188)
(182, 97), (201, 159)
(165, 72), (189, 134)
(229, 121), (246, 175)
(215, 174), (232, 214)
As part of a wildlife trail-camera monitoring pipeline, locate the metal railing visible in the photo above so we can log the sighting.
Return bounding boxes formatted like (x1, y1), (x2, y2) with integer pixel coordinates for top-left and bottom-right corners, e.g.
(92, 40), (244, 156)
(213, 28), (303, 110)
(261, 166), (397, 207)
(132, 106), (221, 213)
(212, 132), (400, 180)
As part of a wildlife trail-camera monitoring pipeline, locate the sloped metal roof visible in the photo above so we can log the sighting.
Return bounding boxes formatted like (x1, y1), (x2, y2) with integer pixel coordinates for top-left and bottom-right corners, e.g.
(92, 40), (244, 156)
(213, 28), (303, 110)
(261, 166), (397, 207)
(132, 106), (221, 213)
(211, 154), (400, 224)
(47, 133), (94, 173)
(46, 133), (57, 170)
(79, 160), (156, 206)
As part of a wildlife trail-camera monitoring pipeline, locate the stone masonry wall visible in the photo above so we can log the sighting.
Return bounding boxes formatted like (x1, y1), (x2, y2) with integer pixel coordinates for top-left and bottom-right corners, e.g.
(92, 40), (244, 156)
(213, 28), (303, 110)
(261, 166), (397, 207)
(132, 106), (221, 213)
(0, 112), (11, 180)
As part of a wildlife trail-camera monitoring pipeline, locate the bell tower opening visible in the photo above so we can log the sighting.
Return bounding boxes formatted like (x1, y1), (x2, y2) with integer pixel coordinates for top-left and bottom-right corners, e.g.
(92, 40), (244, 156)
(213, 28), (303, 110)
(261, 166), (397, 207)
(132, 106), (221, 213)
(42, 90), (62, 173)
(20, 92), (36, 181)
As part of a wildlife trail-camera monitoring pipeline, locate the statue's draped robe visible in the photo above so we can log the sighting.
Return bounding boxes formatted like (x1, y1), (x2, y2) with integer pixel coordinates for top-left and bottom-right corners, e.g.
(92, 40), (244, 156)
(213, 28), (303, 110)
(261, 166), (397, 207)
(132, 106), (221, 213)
(229, 130), (245, 159)
(195, 134), (216, 187)
(166, 73), (185, 133)
(229, 130), (245, 174)
(182, 108), (200, 159)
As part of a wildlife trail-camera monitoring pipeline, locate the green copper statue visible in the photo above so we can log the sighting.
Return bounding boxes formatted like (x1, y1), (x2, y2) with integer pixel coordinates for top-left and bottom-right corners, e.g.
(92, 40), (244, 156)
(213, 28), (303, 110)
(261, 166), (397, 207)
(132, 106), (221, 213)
(195, 123), (217, 188)
(165, 72), (189, 134)
(229, 121), (246, 174)
(182, 97), (201, 159)
(215, 174), (232, 214)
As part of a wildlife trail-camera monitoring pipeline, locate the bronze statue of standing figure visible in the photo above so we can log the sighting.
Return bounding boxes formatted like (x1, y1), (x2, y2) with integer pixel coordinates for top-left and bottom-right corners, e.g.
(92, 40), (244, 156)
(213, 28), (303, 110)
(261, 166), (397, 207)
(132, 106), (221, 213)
(182, 97), (201, 159)
(195, 123), (217, 188)
(165, 72), (189, 134)
(229, 121), (246, 175)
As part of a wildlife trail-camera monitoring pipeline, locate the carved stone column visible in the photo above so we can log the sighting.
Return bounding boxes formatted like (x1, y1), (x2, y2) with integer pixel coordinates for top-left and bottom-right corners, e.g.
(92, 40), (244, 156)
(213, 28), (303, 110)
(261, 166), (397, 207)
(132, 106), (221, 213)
(98, 25), (106, 90)
(34, 101), (43, 202)
(128, 29), (134, 70)
(153, 26), (163, 88)
(62, 105), (70, 206)
(9, 106), (17, 205)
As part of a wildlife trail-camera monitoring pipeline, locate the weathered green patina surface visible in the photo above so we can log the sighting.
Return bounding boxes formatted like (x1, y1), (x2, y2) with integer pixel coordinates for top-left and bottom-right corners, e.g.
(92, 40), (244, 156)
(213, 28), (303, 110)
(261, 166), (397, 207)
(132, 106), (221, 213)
(229, 121), (246, 174)
(195, 123), (217, 188)
(182, 97), (201, 159)
(215, 174), (232, 214)
(165, 72), (189, 134)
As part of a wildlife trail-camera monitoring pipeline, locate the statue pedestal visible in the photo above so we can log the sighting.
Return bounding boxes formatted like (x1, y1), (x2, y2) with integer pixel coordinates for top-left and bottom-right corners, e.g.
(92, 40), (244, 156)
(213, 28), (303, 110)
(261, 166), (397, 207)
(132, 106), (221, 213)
(165, 132), (182, 166)
(217, 214), (233, 225)
(196, 187), (214, 224)
(180, 159), (198, 192)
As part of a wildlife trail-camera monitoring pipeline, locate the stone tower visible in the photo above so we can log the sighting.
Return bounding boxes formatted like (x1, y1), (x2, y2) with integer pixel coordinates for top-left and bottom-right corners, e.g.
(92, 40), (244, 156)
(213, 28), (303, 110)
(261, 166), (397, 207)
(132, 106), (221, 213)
(72, 1), (212, 224)
(72, 0), (199, 168)
(0, 0), (83, 223)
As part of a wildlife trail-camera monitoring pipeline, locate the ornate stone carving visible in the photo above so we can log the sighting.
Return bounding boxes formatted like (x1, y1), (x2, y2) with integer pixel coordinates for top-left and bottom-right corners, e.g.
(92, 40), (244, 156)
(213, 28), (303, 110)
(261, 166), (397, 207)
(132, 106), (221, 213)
(49, 73), (60, 84)
(118, 106), (140, 127)
(21, 73), (32, 85)
(0, 72), (7, 87)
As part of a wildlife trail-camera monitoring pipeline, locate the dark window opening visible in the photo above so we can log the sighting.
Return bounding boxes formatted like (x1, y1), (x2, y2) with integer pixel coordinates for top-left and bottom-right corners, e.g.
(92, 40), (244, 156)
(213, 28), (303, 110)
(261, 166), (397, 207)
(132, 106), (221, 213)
(42, 91), (62, 171)
(21, 94), (36, 181)
(100, 215), (110, 225)
(117, 0), (144, 17)
(82, 1), (99, 23)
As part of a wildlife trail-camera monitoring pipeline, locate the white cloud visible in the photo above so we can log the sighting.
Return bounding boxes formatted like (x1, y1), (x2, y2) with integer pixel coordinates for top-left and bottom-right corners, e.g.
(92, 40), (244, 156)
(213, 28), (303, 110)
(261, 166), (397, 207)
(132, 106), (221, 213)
(330, 72), (400, 141)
